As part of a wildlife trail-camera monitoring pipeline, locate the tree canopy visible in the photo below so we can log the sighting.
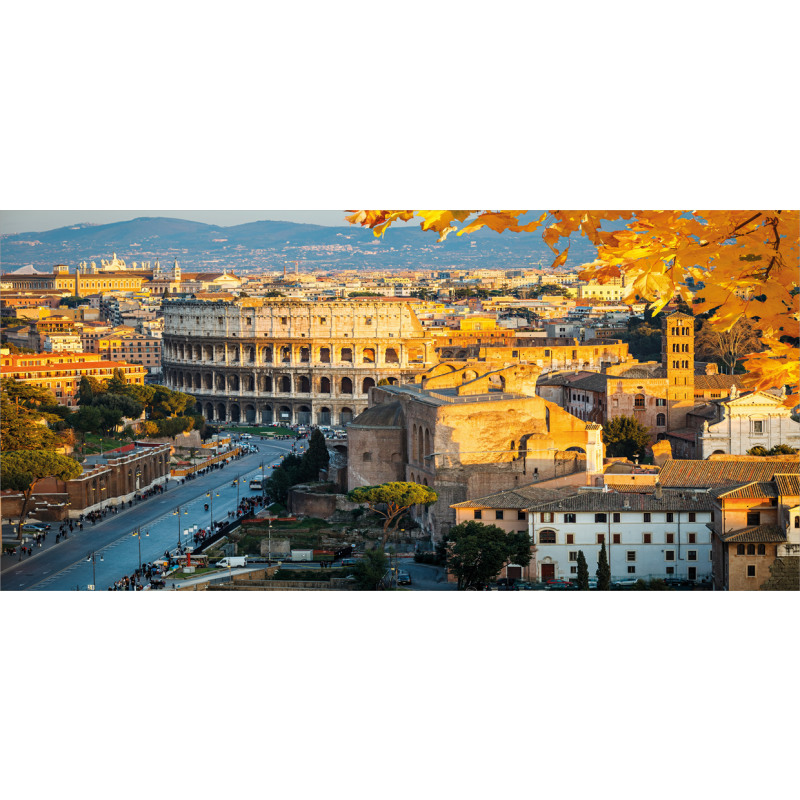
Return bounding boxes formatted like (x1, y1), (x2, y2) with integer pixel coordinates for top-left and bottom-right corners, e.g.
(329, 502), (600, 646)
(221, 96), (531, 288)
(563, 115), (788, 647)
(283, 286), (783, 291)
(347, 211), (799, 405)
(446, 520), (531, 590)
(602, 415), (652, 460)
(347, 482), (438, 547)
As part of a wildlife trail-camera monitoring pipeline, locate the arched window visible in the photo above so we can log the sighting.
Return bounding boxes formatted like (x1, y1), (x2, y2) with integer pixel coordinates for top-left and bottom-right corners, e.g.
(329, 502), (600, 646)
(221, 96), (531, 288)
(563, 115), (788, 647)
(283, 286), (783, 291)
(320, 377), (331, 394)
(279, 376), (291, 393)
(280, 345), (291, 363)
(539, 530), (557, 544)
(412, 424), (418, 462)
(656, 413), (666, 426)
(341, 377), (353, 394)
(262, 346), (273, 363)
(634, 394), (645, 408)
(363, 347), (376, 363)
(319, 347), (331, 363)
(757, 544), (766, 555)
(362, 377), (375, 394)
(424, 428), (431, 458)
(746, 544), (756, 555)
(298, 376), (310, 393)
(341, 347), (353, 362)
(300, 346), (310, 363)
(417, 427), (424, 463)
(385, 347), (399, 364)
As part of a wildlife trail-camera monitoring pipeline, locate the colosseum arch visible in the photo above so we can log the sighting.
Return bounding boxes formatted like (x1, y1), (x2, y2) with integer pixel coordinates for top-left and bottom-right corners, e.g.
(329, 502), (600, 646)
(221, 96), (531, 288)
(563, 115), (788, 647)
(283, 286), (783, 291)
(299, 346), (310, 363)
(262, 406), (273, 424)
(244, 374), (255, 392)
(280, 345), (291, 363)
(229, 344), (240, 362)
(362, 377), (375, 394)
(320, 376), (331, 394)
(319, 347), (331, 363)
(203, 373), (213, 390)
(341, 347), (353, 363)
(261, 375), (273, 392)
(204, 402), (214, 419)
(385, 347), (399, 364)
(341, 377), (353, 394)
(215, 373), (225, 390)
(279, 405), (292, 423)
(228, 374), (240, 391)
(215, 344), (225, 362)
(298, 376), (311, 393)
(193, 373), (201, 390)
(340, 408), (353, 425)
(230, 404), (241, 422)
(194, 344), (202, 360)
(298, 405), (311, 425)
(246, 346), (256, 363)
(203, 344), (213, 361)
(362, 347), (376, 363)
(244, 404), (256, 423)
(279, 375), (291, 393)
(261, 346), (273, 363)
(318, 407), (331, 425)
(216, 402), (226, 421)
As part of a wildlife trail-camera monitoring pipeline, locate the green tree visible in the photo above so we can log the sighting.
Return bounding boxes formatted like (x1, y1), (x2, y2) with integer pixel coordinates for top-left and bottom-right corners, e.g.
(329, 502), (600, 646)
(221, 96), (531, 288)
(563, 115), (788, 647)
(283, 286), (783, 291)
(76, 375), (103, 405)
(265, 453), (306, 504)
(602, 415), (652, 460)
(58, 296), (84, 309)
(348, 291), (380, 297)
(350, 548), (389, 590)
(0, 392), (61, 451)
(0, 450), (82, 538)
(596, 541), (611, 590)
(446, 520), (532, 590)
(303, 428), (330, 479)
(1, 378), (56, 408)
(347, 482), (438, 547)
(69, 405), (104, 433)
(105, 368), (128, 395)
(747, 444), (797, 456)
(576, 550), (589, 590)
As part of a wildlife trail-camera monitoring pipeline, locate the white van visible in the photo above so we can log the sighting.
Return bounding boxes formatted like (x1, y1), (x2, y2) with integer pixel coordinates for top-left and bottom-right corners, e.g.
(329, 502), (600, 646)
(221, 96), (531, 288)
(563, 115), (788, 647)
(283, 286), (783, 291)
(217, 556), (248, 569)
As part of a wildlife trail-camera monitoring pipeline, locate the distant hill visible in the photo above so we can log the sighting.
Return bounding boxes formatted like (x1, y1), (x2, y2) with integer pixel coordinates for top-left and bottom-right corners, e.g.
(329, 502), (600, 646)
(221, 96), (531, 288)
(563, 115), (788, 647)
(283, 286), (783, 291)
(0, 215), (599, 272)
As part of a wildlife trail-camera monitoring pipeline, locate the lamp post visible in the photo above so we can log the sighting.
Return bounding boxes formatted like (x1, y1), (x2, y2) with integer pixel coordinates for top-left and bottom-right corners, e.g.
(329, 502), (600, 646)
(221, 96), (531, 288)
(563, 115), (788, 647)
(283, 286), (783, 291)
(173, 506), (189, 551)
(133, 528), (149, 571)
(86, 550), (104, 590)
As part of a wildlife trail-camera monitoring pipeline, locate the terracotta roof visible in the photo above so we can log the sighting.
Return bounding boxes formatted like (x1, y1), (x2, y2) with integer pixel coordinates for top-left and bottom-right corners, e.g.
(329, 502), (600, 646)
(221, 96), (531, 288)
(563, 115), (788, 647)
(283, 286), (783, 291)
(528, 489), (714, 512)
(615, 366), (661, 379)
(718, 524), (786, 543)
(695, 374), (747, 391)
(569, 373), (612, 392)
(451, 485), (566, 509)
(774, 474), (800, 496)
(710, 481), (779, 499)
(658, 458), (800, 488)
(666, 428), (697, 442)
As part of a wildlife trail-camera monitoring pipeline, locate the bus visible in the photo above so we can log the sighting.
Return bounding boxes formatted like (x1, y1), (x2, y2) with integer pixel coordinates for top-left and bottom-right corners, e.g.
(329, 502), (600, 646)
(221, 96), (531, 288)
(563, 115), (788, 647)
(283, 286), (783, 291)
(249, 476), (263, 491)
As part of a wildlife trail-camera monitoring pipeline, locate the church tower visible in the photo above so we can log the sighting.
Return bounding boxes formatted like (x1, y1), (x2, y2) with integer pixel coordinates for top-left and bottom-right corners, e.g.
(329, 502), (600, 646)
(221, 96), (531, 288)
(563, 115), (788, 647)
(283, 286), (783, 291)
(662, 311), (695, 429)
(172, 259), (181, 282)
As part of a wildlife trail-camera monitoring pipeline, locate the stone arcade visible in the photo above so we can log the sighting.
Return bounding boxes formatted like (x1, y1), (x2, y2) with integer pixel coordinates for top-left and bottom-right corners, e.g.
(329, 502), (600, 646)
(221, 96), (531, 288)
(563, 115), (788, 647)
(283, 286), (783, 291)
(162, 298), (436, 426)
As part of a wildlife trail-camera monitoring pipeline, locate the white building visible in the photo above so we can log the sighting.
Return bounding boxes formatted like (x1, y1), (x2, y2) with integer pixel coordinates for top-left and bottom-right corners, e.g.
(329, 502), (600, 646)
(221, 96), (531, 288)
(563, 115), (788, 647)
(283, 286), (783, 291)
(699, 388), (800, 457)
(43, 333), (83, 352)
(452, 485), (714, 584)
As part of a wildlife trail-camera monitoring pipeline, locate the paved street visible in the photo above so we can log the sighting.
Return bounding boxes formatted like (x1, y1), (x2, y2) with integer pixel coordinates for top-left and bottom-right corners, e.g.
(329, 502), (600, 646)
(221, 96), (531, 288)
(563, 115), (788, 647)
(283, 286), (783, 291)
(0, 440), (295, 591)
(398, 557), (455, 591)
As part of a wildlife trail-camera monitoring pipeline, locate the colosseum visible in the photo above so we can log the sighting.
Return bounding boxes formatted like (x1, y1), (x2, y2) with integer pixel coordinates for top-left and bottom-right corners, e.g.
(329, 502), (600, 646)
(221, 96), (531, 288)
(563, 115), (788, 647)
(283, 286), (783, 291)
(162, 298), (436, 426)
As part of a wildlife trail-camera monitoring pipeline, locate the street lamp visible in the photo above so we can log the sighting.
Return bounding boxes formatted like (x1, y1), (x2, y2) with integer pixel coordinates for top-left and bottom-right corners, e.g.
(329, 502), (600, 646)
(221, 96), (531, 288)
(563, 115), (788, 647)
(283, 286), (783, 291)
(86, 551), (104, 590)
(132, 528), (149, 571)
(173, 506), (189, 551)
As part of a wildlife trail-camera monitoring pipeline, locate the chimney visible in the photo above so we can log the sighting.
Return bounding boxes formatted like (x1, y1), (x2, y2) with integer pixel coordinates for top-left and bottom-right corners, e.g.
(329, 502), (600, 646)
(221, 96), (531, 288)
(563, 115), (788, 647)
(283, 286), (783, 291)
(655, 481), (663, 500)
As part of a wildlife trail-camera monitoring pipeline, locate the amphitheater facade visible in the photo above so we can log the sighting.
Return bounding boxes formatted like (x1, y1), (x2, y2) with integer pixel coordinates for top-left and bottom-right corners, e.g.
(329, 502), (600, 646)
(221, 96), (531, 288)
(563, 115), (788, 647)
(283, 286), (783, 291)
(162, 299), (436, 426)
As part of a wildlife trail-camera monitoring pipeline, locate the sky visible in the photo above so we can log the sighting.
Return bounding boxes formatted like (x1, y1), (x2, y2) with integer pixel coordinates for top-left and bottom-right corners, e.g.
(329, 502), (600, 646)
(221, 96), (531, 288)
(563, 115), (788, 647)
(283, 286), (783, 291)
(0, 210), (352, 236)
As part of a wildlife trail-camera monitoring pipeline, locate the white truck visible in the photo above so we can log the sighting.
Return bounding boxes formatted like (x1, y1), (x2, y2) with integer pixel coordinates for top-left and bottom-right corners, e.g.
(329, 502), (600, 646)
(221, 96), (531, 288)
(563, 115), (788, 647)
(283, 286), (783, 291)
(290, 549), (314, 562)
(216, 556), (248, 569)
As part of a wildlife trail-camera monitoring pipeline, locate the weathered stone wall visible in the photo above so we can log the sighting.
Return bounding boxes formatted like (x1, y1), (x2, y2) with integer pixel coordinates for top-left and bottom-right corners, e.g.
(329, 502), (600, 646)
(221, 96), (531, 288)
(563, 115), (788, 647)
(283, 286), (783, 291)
(759, 557), (800, 590)
(346, 425), (405, 487)
(287, 489), (337, 518)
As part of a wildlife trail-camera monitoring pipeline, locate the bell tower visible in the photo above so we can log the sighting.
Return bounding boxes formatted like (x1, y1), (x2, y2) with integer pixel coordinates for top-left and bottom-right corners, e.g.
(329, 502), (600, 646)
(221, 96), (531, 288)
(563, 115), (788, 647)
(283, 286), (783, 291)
(662, 311), (695, 429)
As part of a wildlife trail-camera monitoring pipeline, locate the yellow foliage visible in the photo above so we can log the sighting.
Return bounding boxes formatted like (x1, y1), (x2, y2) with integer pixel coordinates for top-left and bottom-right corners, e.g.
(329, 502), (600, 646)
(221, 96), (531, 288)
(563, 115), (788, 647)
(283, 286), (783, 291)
(347, 210), (799, 404)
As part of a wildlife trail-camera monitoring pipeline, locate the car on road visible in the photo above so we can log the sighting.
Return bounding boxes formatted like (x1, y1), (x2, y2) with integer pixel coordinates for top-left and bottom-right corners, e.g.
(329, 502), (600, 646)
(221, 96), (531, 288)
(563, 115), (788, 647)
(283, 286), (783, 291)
(341, 557), (358, 566)
(397, 571), (412, 585)
(545, 579), (575, 590)
(513, 580), (533, 590)
(22, 522), (50, 533)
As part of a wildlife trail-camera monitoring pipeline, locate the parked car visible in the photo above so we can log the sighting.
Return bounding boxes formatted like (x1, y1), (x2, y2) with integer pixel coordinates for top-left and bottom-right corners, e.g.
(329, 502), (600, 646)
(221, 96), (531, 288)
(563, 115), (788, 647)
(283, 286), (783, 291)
(341, 557), (358, 566)
(22, 522), (50, 533)
(397, 571), (412, 585)
(513, 580), (533, 590)
(545, 579), (574, 590)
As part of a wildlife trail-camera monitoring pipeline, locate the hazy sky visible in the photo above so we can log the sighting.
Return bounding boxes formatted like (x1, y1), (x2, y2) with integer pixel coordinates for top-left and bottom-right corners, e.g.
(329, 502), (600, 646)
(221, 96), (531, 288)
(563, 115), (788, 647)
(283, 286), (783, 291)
(0, 210), (352, 236)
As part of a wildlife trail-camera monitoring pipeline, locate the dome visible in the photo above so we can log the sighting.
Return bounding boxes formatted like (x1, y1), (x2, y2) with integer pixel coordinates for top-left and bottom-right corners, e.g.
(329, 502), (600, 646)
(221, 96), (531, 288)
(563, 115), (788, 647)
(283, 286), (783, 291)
(349, 401), (405, 429)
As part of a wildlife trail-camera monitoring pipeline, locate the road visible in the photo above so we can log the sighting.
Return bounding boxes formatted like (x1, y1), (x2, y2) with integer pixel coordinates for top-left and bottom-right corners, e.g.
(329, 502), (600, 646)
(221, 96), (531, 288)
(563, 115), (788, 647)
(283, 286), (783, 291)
(397, 557), (455, 591)
(0, 440), (296, 592)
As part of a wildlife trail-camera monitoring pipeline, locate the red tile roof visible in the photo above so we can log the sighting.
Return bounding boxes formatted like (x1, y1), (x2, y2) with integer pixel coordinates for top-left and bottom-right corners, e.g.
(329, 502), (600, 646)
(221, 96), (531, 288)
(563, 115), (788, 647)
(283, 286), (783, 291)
(658, 458), (800, 488)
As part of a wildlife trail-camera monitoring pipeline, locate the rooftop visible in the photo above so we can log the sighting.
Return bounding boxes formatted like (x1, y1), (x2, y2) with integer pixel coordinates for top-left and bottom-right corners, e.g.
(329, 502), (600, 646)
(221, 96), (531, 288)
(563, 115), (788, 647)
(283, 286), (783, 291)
(718, 524), (786, 543)
(658, 458), (800, 488)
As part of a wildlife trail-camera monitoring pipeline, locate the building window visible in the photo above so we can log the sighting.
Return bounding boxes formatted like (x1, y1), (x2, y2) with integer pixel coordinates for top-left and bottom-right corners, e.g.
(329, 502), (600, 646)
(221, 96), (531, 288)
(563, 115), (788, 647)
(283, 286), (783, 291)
(643, 512), (651, 523)
(747, 565), (756, 578)
(688, 567), (697, 580)
(736, 544), (745, 555)
(752, 420), (764, 434)
(656, 413), (666, 426)
(666, 533), (674, 544)
(597, 534), (605, 545)
(612, 513), (620, 523)
(495, 510), (504, 520)
(570, 566), (577, 574)
(473, 510), (482, 520)
(362, 452), (372, 462)
(688, 533), (696, 544)
(757, 544), (766, 555)
(626, 551), (636, 562)
(746, 512), (760, 526)
(665, 551), (675, 561)
(627, 566), (636, 574)
(746, 544), (756, 555)
(688, 512), (696, 523)
(518, 511), (526, 521)
(666, 512), (674, 523)
(595, 513), (607, 523)
(566, 534), (574, 545)
(541, 512), (554, 523)
(539, 530), (556, 544)
(564, 513), (576, 524)
(687, 550), (697, 561)
(568, 551), (578, 562)
(612, 534), (621, 544)
(643, 533), (652, 544)
(666, 566), (675, 575)
(634, 394), (645, 408)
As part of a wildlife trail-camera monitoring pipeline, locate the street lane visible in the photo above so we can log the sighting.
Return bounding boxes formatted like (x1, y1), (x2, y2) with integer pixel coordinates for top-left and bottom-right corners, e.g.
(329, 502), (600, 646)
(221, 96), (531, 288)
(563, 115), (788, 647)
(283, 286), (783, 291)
(1, 440), (296, 591)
